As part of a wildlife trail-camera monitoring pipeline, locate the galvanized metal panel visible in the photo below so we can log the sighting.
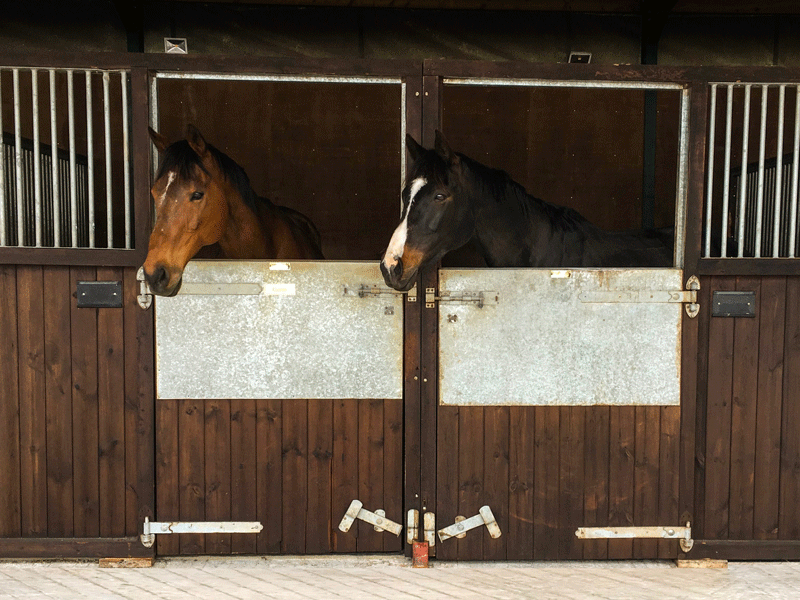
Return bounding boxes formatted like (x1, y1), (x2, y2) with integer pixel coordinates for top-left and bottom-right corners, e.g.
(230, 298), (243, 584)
(155, 260), (403, 400)
(438, 268), (683, 406)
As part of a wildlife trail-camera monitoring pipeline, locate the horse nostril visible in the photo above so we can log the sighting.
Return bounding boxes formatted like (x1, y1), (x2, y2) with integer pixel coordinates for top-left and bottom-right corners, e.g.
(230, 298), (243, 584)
(146, 265), (169, 290)
(391, 258), (403, 280)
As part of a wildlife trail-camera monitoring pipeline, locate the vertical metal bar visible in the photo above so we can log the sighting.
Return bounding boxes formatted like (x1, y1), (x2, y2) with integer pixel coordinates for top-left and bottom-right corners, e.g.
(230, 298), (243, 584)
(121, 71), (131, 249)
(104, 71), (113, 248)
(674, 88), (690, 269)
(0, 70), (5, 246)
(401, 80), (407, 203)
(149, 74), (159, 180)
(32, 69), (42, 247)
(67, 69), (78, 247)
(13, 69), (25, 246)
(704, 84), (718, 257)
(50, 69), (60, 247)
(773, 85), (786, 257)
(790, 85), (800, 258)
(85, 70), (95, 248)
(736, 84), (752, 257)
(754, 85), (768, 257)
(720, 85), (734, 258)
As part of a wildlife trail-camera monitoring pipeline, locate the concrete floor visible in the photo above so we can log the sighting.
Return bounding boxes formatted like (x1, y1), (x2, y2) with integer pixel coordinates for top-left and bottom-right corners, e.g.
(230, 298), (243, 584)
(1, 556), (799, 599)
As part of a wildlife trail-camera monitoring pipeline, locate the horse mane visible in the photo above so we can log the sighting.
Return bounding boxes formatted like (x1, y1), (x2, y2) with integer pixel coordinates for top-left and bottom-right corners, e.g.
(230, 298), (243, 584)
(457, 152), (594, 233)
(157, 140), (265, 212)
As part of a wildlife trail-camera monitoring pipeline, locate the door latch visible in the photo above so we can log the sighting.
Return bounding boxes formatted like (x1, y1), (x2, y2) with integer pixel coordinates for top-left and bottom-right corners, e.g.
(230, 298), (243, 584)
(438, 506), (501, 542)
(140, 517), (263, 547)
(338, 499), (403, 536)
(575, 521), (693, 552)
(425, 288), (499, 309)
(136, 267), (152, 310)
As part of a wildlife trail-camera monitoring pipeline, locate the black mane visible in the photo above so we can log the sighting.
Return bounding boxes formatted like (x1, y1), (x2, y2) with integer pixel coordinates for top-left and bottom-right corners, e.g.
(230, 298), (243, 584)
(456, 152), (594, 233)
(156, 140), (264, 212)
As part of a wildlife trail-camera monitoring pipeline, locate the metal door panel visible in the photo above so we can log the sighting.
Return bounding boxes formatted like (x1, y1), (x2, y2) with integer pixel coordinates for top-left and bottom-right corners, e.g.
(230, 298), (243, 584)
(155, 260), (403, 399)
(438, 268), (682, 406)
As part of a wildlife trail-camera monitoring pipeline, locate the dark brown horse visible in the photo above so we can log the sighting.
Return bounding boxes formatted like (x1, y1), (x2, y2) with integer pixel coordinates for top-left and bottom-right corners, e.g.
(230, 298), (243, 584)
(143, 125), (324, 295)
(381, 131), (673, 291)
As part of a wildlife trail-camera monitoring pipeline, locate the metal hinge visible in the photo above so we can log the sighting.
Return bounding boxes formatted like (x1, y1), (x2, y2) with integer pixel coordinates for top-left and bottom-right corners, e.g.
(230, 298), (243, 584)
(337, 499), (403, 536)
(140, 517), (263, 547)
(579, 275), (700, 318)
(344, 283), (417, 302)
(575, 521), (693, 552)
(136, 267), (152, 310)
(406, 509), (436, 547)
(425, 288), (499, 309)
(437, 506), (502, 542)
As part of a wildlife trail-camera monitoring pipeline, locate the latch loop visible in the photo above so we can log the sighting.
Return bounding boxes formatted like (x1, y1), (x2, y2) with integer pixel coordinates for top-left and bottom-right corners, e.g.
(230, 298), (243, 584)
(136, 267), (152, 310)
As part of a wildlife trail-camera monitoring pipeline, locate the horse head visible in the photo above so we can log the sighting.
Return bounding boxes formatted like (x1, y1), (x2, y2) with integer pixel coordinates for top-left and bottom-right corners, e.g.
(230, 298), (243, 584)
(142, 125), (231, 296)
(381, 131), (474, 291)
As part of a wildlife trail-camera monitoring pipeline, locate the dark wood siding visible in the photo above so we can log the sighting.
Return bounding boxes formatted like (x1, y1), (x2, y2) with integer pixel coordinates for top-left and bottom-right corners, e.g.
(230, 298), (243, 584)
(695, 274), (800, 543)
(154, 398), (402, 555)
(0, 265), (153, 545)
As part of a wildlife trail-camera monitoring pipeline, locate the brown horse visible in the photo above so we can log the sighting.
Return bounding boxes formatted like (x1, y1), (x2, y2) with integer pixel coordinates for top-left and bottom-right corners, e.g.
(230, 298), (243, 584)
(143, 125), (324, 296)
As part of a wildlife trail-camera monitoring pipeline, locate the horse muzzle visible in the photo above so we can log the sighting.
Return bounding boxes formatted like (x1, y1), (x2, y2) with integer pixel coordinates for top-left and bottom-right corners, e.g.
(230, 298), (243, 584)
(380, 257), (417, 292)
(143, 264), (183, 297)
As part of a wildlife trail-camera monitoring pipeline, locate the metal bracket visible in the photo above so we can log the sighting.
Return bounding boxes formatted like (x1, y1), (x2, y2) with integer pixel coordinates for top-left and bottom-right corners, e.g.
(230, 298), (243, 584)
(425, 288), (499, 309)
(344, 283), (416, 302)
(438, 506), (501, 542)
(136, 267), (152, 310)
(140, 517), (263, 548)
(337, 500), (403, 537)
(424, 512), (436, 547)
(575, 521), (693, 552)
(578, 274), (700, 319)
(407, 509), (420, 544)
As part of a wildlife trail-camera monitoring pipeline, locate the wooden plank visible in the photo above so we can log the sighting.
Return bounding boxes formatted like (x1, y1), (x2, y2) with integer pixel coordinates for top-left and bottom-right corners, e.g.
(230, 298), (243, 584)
(658, 406), (680, 558)
(683, 539), (800, 560)
(533, 406), (559, 560)
(483, 406), (509, 560)
(436, 404), (459, 560)
(457, 407), (484, 560)
(607, 407), (633, 559)
(507, 407), (534, 560)
(357, 398), (384, 553)
(70, 267), (99, 538)
(728, 276), (760, 540)
(692, 277), (713, 539)
(155, 400), (179, 556)
(256, 399), (282, 554)
(99, 557), (154, 568)
(0, 537), (153, 559)
(753, 276), (785, 539)
(675, 559), (728, 568)
(779, 276), (800, 540)
(96, 267), (125, 539)
(306, 398), (333, 554)
(282, 399), (307, 554)
(178, 399), (205, 554)
(204, 400), (231, 555)
(0, 265), (21, 537)
(43, 266), (73, 538)
(231, 399), (257, 554)
(704, 276), (736, 540)
(558, 407), (584, 560)
(383, 398), (403, 553)
(332, 399), (358, 552)
(583, 407), (609, 560)
(633, 406), (660, 558)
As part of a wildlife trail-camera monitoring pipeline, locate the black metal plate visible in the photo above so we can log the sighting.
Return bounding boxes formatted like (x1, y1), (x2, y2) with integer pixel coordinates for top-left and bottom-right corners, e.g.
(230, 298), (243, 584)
(76, 281), (123, 308)
(712, 290), (756, 318)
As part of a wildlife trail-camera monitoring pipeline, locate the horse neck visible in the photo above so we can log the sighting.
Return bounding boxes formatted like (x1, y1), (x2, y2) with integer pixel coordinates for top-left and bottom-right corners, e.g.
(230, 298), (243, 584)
(216, 191), (271, 259)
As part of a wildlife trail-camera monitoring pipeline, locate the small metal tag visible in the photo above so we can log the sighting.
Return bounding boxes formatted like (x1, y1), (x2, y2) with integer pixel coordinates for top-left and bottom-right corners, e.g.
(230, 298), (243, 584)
(77, 281), (123, 308)
(712, 291), (756, 318)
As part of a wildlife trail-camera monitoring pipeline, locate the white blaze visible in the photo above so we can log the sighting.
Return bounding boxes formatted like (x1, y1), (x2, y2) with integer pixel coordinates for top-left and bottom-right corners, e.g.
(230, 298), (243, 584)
(382, 177), (426, 270)
(158, 171), (176, 207)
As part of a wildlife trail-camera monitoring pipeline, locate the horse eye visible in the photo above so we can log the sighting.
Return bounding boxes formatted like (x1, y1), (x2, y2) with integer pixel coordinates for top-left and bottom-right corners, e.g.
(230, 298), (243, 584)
(190, 191), (204, 202)
(434, 193), (446, 201)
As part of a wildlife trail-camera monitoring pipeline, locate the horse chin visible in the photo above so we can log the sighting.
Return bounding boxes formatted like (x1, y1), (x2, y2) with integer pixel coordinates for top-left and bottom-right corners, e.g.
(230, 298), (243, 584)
(151, 276), (183, 297)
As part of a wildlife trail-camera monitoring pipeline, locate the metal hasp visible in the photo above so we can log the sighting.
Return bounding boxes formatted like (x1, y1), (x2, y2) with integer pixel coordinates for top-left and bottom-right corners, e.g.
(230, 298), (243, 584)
(140, 517), (263, 548)
(136, 267), (152, 310)
(438, 506), (501, 543)
(575, 522), (693, 552)
(347, 282), (417, 302)
(579, 274), (700, 319)
(337, 500), (403, 537)
(423, 512), (436, 547)
(425, 288), (500, 309)
(407, 509), (420, 544)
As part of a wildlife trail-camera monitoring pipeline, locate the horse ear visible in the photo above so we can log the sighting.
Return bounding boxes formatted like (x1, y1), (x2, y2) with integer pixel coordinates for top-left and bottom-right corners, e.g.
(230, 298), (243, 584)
(148, 127), (170, 153)
(186, 124), (208, 158)
(406, 133), (425, 162)
(434, 130), (460, 168)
